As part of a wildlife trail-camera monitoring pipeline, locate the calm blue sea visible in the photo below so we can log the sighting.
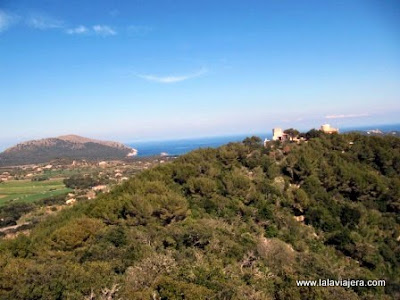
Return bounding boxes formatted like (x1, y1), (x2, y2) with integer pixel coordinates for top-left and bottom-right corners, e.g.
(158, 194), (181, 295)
(129, 123), (400, 157)
(129, 134), (267, 157)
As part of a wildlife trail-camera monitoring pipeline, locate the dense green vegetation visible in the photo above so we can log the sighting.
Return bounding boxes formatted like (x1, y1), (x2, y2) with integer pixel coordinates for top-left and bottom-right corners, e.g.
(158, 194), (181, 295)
(0, 133), (399, 299)
(63, 174), (104, 189)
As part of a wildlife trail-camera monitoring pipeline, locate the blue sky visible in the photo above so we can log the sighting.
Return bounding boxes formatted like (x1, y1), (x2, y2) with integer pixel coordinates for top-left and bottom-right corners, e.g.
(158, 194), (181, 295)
(0, 0), (399, 148)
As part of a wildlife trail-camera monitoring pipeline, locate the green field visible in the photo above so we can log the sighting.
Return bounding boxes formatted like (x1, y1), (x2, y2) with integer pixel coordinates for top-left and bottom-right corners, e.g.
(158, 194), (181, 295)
(0, 179), (72, 206)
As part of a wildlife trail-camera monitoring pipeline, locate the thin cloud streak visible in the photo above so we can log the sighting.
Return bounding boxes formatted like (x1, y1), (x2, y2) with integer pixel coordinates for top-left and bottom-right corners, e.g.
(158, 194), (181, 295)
(137, 68), (208, 83)
(325, 113), (369, 119)
(66, 25), (117, 36)
(93, 25), (116, 36)
(0, 10), (18, 33)
(66, 25), (88, 35)
(27, 15), (64, 29)
(127, 25), (153, 36)
(0, 10), (124, 38)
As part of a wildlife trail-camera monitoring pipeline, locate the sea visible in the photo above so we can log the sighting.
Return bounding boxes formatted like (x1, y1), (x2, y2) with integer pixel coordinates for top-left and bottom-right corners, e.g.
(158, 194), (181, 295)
(129, 135), (256, 157)
(129, 123), (400, 157)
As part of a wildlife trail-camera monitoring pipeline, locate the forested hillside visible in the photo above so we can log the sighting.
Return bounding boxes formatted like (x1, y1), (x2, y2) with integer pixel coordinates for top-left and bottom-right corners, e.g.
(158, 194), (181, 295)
(0, 133), (399, 299)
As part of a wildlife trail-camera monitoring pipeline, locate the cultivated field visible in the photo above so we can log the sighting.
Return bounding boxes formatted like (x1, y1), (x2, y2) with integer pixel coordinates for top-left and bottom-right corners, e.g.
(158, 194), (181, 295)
(0, 179), (71, 206)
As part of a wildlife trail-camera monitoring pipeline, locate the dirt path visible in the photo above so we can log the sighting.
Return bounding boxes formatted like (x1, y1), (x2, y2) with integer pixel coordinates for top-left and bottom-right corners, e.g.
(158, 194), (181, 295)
(0, 222), (30, 233)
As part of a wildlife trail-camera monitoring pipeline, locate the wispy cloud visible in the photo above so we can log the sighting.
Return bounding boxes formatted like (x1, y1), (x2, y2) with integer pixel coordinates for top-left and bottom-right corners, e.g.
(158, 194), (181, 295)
(2, 10), (119, 37)
(66, 25), (88, 35)
(0, 10), (18, 33)
(137, 68), (208, 83)
(127, 25), (153, 36)
(66, 25), (116, 36)
(93, 25), (116, 36)
(27, 14), (64, 30)
(325, 113), (369, 119)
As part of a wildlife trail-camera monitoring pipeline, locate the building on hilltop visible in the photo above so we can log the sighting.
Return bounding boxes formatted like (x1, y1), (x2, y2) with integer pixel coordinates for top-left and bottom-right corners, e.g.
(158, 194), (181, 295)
(320, 124), (339, 134)
(272, 128), (289, 141)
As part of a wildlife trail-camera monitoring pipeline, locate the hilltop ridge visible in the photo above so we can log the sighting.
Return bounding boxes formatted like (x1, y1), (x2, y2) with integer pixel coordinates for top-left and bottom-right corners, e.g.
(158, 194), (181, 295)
(0, 135), (137, 166)
(57, 135), (130, 149)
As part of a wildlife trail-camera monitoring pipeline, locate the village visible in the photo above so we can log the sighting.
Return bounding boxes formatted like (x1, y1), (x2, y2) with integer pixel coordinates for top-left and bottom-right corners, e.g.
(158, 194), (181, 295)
(0, 155), (177, 180)
(0, 155), (177, 206)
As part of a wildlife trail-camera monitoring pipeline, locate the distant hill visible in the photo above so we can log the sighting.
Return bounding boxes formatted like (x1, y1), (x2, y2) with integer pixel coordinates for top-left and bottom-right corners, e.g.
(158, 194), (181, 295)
(0, 135), (138, 166)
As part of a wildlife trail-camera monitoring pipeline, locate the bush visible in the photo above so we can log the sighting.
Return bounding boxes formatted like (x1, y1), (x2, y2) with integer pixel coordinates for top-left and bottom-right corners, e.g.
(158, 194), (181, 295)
(63, 174), (100, 189)
(31, 175), (49, 182)
(0, 202), (35, 228)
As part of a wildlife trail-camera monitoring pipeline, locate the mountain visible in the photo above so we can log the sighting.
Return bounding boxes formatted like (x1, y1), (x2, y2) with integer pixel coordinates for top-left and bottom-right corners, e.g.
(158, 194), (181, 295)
(0, 133), (399, 299)
(0, 135), (137, 166)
